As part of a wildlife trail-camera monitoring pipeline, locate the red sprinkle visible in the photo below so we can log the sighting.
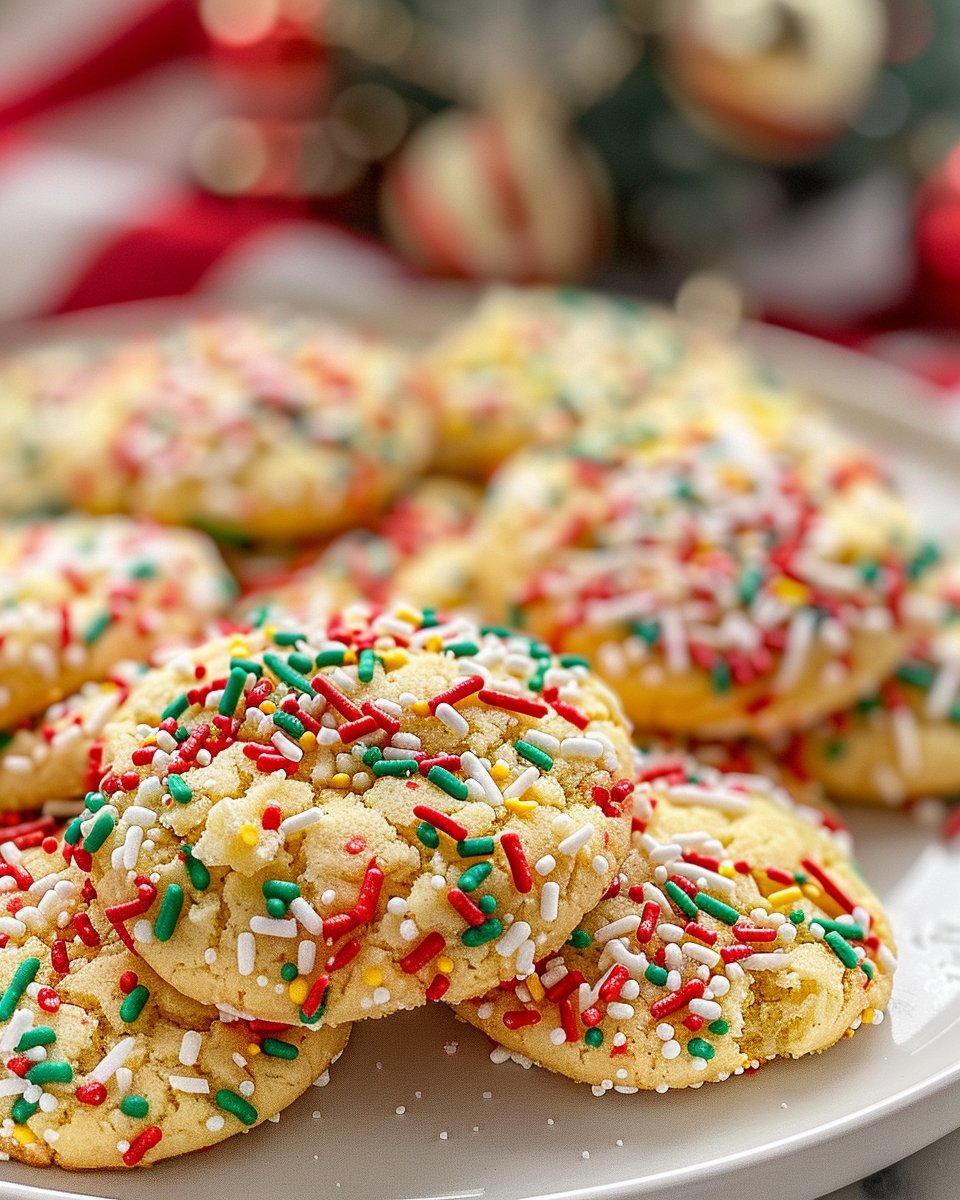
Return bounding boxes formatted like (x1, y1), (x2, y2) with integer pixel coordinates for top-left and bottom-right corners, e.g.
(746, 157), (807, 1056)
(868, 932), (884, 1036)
(683, 921), (718, 946)
(72, 913), (100, 948)
(667, 873), (698, 899)
(732, 922), (778, 942)
(261, 802), (282, 831)
(51, 939), (69, 974)
(581, 1006), (603, 1028)
(764, 866), (794, 887)
(720, 944), (757, 964)
(544, 969), (584, 1003)
(499, 831), (532, 894)
(426, 973), (451, 1001)
(477, 689), (548, 718)
(559, 995), (579, 1042)
(76, 1081), (107, 1106)
(119, 971), (139, 994)
(336, 715), (380, 743)
(800, 859), (859, 915)
(36, 987), (60, 1014)
(300, 975), (329, 1019)
(447, 888), (487, 927)
(327, 939), (362, 972)
(598, 965), (629, 1002)
(122, 1125), (163, 1167)
(344, 837), (366, 855)
(311, 675), (362, 720)
(683, 1014), (705, 1032)
(503, 1009), (542, 1030)
(412, 805), (469, 842)
(427, 675), (484, 713)
(649, 979), (706, 1019)
(401, 932), (446, 975)
(636, 901), (660, 943)
(361, 701), (401, 736)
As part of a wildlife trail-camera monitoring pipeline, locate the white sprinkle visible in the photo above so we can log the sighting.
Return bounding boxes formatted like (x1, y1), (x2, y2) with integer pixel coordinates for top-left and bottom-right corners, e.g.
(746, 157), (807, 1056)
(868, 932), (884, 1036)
(540, 882), (560, 922)
(435, 703), (469, 736)
(682, 943), (720, 967)
(660, 609), (690, 674)
(522, 730), (560, 755)
(891, 705), (922, 777)
(661, 1039), (681, 1060)
(272, 731), (303, 762)
(503, 766), (540, 800)
(206, 1115), (225, 1132)
(737, 952), (792, 971)
(399, 919), (419, 942)
(289, 897), (323, 936)
(774, 609), (816, 693)
(239, 1080), (255, 1097)
(665, 785), (749, 814)
(559, 737), (604, 759)
(179, 1031), (202, 1067)
(688, 998), (723, 1020)
(122, 824), (143, 870)
(0, 1079), (26, 1097)
(592, 855), (609, 875)
(594, 915), (641, 944)
(250, 917), (297, 938)
(558, 824), (594, 856)
(89, 1037), (136, 1084)
(607, 1002), (635, 1020)
(279, 809), (323, 836)
(496, 920), (532, 957)
(169, 1075), (210, 1094)
(927, 660), (960, 719)
(0, 1010), (32, 1054)
(535, 855), (556, 876)
(373, 987), (390, 1005)
(237, 932), (256, 976)
(298, 940), (317, 975)
(133, 920), (153, 944)
(669, 861), (736, 895)
(460, 751), (502, 805)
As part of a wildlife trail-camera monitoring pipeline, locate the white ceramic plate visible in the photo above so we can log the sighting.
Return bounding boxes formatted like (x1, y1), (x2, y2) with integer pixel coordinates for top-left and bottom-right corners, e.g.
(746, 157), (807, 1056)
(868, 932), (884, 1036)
(0, 307), (958, 1200)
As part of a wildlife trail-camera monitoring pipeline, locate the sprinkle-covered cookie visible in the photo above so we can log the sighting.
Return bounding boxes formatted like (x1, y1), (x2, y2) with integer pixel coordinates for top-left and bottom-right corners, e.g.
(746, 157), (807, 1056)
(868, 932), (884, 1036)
(793, 561), (960, 806)
(0, 664), (146, 813)
(454, 755), (895, 1092)
(77, 605), (635, 1026)
(473, 387), (933, 738)
(422, 285), (746, 478)
(0, 853), (349, 1169)
(60, 312), (436, 541)
(0, 516), (233, 729)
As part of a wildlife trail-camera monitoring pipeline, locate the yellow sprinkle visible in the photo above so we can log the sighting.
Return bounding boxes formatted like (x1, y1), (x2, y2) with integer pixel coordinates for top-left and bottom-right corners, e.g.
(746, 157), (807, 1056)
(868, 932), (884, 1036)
(424, 635), (443, 654)
(436, 955), (454, 975)
(396, 606), (422, 625)
(259, 701), (277, 714)
(718, 862), (737, 878)
(142, 735), (157, 748)
(12, 1125), (36, 1146)
(843, 1026), (856, 1039)
(767, 886), (803, 909)
(299, 731), (317, 752)
(505, 798), (538, 816)
(526, 974), (545, 1002)
(862, 1008), (875, 1025)
(263, 625), (277, 640)
(490, 761), (510, 782)
(362, 967), (383, 988)
(331, 772), (351, 789)
(342, 648), (357, 665)
(381, 648), (409, 671)
(246, 1042), (261, 1057)
(770, 576), (811, 606)
(288, 979), (309, 1005)
(238, 823), (259, 848)
(411, 701), (430, 716)
(230, 639), (250, 656)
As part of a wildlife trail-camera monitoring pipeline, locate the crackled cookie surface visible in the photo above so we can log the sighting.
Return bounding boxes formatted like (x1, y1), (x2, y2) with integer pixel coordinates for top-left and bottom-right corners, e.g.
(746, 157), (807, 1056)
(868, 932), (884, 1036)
(795, 561), (960, 806)
(60, 312), (435, 541)
(473, 388), (932, 738)
(454, 755), (894, 1091)
(0, 516), (233, 729)
(78, 606), (635, 1026)
(0, 853), (348, 1169)
(422, 285), (747, 479)
(0, 664), (146, 813)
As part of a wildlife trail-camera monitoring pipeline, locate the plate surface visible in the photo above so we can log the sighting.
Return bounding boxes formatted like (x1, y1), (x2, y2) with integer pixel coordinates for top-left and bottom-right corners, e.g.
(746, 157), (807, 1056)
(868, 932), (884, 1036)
(0, 307), (959, 1200)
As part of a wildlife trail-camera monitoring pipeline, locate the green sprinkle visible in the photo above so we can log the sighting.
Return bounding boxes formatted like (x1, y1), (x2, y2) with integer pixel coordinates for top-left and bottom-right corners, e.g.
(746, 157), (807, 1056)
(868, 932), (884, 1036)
(182, 845), (210, 891)
(0, 732), (11, 752)
(458, 862), (493, 893)
(461, 918), (503, 946)
(417, 822), (439, 849)
(280, 962), (298, 982)
(859, 559), (880, 585)
(695, 892), (739, 925)
(0, 957), (40, 1020)
(664, 881), (698, 919)
(216, 1089), (258, 1126)
(421, 608), (440, 628)
(813, 919), (864, 939)
(63, 817), (83, 846)
(444, 641), (480, 657)
(84, 790), (106, 812)
(710, 660), (731, 694)
(629, 619), (660, 646)
(130, 561), (157, 581)
(569, 929), (592, 949)
(161, 693), (190, 721)
(362, 746), (383, 766)
(168, 774), (192, 805)
(266, 898), (287, 918)
(25, 1061), (72, 1084)
(738, 566), (763, 605)
(480, 625), (513, 638)
(373, 758), (419, 778)
(478, 894), (497, 915)
(11, 1097), (38, 1124)
(272, 710), (305, 740)
(824, 929), (860, 969)
(688, 1038), (715, 1061)
(218, 667), (248, 717)
(230, 657), (263, 677)
(427, 766), (468, 802)
(358, 649), (376, 682)
(559, 655), (591, 669)
(120, 985), (150, 1023)
(174, 725), (189, 742)
(457, 837), (495, 857)
(825, 738), (846, 760)
(82, 810), (116, 853)
(82, 611), (112, 645)
(16, 1027), (55, 1051)
(708, 1019), (729, 1035)
(153, 884), (184, 943)
(862, 959), (875, 980)
(273, 631), (305, 647)
(645, 963), (668, 986)
(527, 663), (548, 692)
(261, 1037), (299, 1060)
(263, 880), (300, 903)
(896, 661), (936, 690)
(120, 1095), (149, 1118)
(287, 651), (314, 675)
(263, 653), (315, 696)
(789, 910), (806, 925)
(315, 649), (345, 668)
(515, 740), (553, 771)
(584, 1028), (604, 1048)
(528, 641), (552, 659)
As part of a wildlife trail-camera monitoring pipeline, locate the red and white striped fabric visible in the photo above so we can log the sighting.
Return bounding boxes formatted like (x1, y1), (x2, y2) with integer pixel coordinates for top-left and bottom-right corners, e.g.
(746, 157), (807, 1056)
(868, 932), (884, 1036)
(0, 0), (408, 326)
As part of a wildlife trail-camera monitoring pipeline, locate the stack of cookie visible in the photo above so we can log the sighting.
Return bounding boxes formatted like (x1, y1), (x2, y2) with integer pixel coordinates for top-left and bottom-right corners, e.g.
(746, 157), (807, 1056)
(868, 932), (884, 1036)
(0, 288), (937, 1170)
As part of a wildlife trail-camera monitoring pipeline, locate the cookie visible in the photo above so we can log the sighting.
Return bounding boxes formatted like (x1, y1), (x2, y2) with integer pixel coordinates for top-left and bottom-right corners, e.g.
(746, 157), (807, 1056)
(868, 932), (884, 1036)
(0, 516), (234, 729)
(422, 285), (751, 479)
(472, 387), (932, 738)
(59, 312), (435, 541)
(793, 562), (960, 806)
(0, 851), (349, 1168)
(236, 476), (483, 621)
(76, 605), (636, 1027)
(0, 664), (146, 813)
(454, 754), (895, 1092)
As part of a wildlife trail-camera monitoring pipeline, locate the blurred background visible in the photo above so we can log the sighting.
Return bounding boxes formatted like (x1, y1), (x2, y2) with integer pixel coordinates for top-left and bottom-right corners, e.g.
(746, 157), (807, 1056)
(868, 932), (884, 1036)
(3, 0), (960, 379)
